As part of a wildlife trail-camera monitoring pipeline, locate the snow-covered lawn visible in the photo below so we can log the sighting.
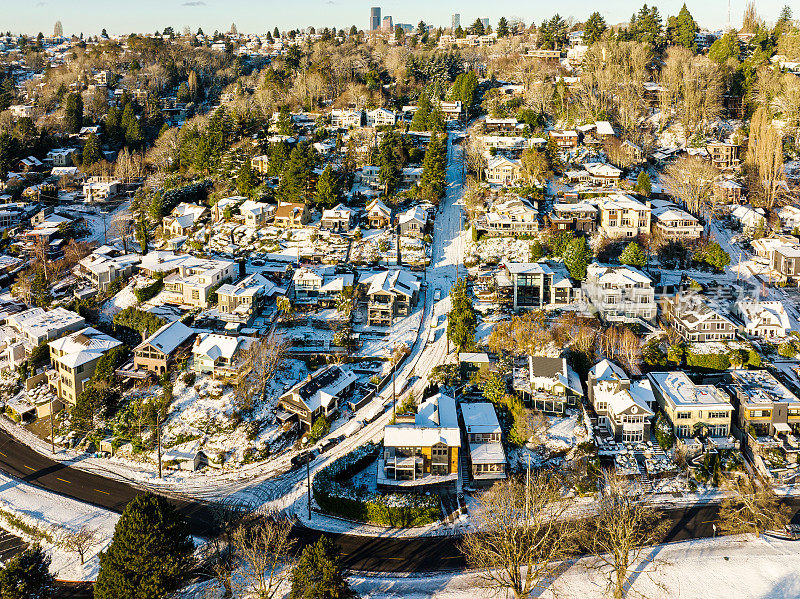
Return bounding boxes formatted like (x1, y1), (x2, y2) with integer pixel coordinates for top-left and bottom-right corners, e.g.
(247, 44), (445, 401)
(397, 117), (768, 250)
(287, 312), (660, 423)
(465, 235), (532, 264)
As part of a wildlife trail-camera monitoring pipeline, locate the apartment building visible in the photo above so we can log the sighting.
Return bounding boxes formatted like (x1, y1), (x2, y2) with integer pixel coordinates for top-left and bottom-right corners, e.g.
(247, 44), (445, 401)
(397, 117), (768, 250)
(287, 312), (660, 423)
(596, 194), (652, 238)
(48, 328), (122, 406)
(461, 402), (507, 486)
(277, 364), (359, 429)
(582, 264), (656, 323)
(707, 142), (740, 170)
(503, 261), (580, 312)
(648, 371), (734, 439)
(663, 293), (738, 342)
(588, 359), (655, 443)
(380, 393), (461, 491)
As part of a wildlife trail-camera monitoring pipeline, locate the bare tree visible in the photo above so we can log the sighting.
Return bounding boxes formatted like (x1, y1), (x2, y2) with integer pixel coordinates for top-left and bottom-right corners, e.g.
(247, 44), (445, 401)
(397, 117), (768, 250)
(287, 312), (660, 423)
(717, 475), (791, 537)
(461, 475), (578, 599)
(58, 525), (100, 565)
(585, 474), (668, 599)
(234, 332), (289, 412)
(661, 156), (718, 217)
(232, 512), (295, 599)
(207, 499), (254, 597)
(746, 107), (786, 210)
(110, 210), (135, 254)
(488, 311), (552, 357)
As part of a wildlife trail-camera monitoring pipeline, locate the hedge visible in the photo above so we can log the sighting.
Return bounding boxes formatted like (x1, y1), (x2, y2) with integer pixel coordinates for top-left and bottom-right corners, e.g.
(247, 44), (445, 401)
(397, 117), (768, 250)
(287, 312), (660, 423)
(686, 350), (730, 371)
(313, 442), (441, 527)
(134, 277), (164, 303)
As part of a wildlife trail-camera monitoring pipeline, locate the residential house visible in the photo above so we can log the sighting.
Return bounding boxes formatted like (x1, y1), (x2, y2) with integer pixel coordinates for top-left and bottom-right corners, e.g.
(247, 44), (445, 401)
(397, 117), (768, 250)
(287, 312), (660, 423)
(648, 371), (734, 440)
(707, 142), (740, 170)
(380, 393), (461, 491)
(503, 261), (580, 312)
(250, 155), (269, 174)
(274, 202), (310, 228)
(292, 267), (354, 306)
(48, 327), (123, 406)
(162, 203), (208, 238)
(484, 117), (519, 133)
(8, 307), (85, 350)
(476, 196), (539, 237)
(366, 198), (391, 228)
(548, 202), (598, 233)
(320, 203), (354, 233)
(725, 369), (800, 439)
(366, 108), (397, 127)
(401, 167), (423, 187)
(582, 264), (656, 323)
(587, 360), (655, 443)
(191, 333), (257, 380)
(651, 203), (704, 240)
(277, 364), (359, 429)
(584, 162), (623, 187)
(549, 130), (579, 150)
(397, 206), (427, 237)
(239, 200), (272, 227)
(484, 155), (523, 185)
(596, 194), (652, 238)
(777, 205), (800, 231)
(46, 148), (78, 167)
(513, 355), (584, 414)
(595, 120), (616, 140)
(330, 109), (364, 128)
(217, 272), (282, 324)
(162, 256), (237, 308)
(663, 292), (738, 342)
(714, 179), (743, 204)
(461, 402), (507, 486)
(771, 245), (800, 282)
(732, 301), (792, 339)
(211, 196), (245, 222)
(437, 100), (462, 121)
(476, 136), (532, 155)
(75, 248), (140, 292)
(459, 352), (494, 383)
(82, 177), (120, 202)
(360, 269), (420, 326)
(731, 205), (766, 234)
(133, 320), (194, 375)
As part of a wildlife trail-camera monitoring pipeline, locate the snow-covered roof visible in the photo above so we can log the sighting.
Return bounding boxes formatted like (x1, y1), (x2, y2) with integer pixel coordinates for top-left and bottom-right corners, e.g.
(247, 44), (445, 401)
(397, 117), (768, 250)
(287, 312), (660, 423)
(587, 263), (652, 286)
(590, 359), (628, 383)
(192, 333), (255, 362)
(593, 378), (654, 418)
(595, 120), (615, 136)
(734, 301), (791, 335)
(398, 206), (427, 225)
(384, 393), (461, 448)
(367, 198), (391, 217)
(469, 442), (507, 464)
(361, 269), (419, 298)
(461, 402), (500, 435)
(136, 320), (194, 355)
(647, 371), (732, 410)
(597, 193), (650, 211)
(49, 327), (122, 368)
(290, 364), (359, 412)
(10, 307), (84, 340)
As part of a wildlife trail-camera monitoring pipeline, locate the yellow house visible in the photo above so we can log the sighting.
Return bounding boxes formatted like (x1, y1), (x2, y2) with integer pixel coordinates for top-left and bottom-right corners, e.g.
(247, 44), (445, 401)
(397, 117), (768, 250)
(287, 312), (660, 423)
(379, 393), (461, 492)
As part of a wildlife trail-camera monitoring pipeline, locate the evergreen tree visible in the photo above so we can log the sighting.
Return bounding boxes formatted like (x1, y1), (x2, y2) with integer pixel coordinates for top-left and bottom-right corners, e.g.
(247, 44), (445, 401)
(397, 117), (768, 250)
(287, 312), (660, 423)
(0, 133), (15, 179)
(64, 92), (83, 133)
(420, 132), (446, 202)
(95, 493), (193, 599)
(583, 12), (607, 45)
(709, 31), (740, 64)
(619, 241), (647, 268)
(377, 132), (404, 195)
(634, 171), (652, 197)
(0, 545), (54, 599)
(268, 141), (289, 177)
(469, 18), (485, 36)
(31, 267), (50, 307)
(496, 17), (509, 38)
(277, 106), (294, 136)
(289, 537), (356, 599)
(563, 236), (592, 280)
(82, 132), (102, 167)
(410, 92), (432, 132)
(667, 4), (699, 50)
(447, 278), (476, 352)
(105, 106), (123, 144)
(236, 159), (258, 197)
(695, 240), (730, 272)
(314, 164), (340, 208)
(544, 138), (564, 174)
(278, 144), (317, 203)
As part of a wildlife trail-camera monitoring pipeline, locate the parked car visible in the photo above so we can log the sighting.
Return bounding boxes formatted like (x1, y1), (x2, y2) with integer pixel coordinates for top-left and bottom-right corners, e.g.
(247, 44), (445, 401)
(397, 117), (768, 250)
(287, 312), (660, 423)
(290, 449), (318, 468)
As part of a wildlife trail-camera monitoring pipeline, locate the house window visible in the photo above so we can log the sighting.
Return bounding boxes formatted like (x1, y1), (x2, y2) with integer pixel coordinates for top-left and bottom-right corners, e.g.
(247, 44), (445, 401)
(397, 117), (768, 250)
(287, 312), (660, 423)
(708, 411), (728, 419)
(192, 290), (200, 300)
(676, 412), (691, 420)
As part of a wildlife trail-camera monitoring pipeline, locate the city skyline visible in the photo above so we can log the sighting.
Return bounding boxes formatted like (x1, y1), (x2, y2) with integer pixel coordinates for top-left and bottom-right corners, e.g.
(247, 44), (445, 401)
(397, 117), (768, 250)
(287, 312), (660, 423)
(5, 0), (792, 37)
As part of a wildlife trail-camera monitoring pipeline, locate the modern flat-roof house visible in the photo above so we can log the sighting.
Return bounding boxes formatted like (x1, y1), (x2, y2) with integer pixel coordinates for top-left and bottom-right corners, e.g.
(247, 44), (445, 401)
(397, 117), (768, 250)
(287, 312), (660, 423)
(461, 402), (507, 486)
(8, 307), (86, 350)
(648, 371), (734, 441)
(588, 360), (655, 444)
(732, 301), (792, 339)
(75, 250), (140, 292)
(274, 202), (310, 228)
(277, 364), (358, 429)
(513, 355), (584, 414)
(596, 194), (652, 238)
(163, 257), (237, 309)
(360, 270), (420, 326)
(133, 320), (194, 375)
(725, 369), (800, 440)
(320, 203), (354, 233)
(582, 264), (656, 323)
(548, 202), (598, 233)
(48, 327), (122, 406)
(191, 333), (257, 380)
(651, 205), (704, 240)
(663, 293), (738, 342)
(380, 393), (461, 491)
(82, 178), (120, 202)
(503, 261), (580, 312)
(771, 245), (800, 282)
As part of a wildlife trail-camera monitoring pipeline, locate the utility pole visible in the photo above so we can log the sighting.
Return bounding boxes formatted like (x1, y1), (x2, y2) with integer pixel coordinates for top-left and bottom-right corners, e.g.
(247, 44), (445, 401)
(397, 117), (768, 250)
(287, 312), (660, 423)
(49, 395), (55, 454)
(156, 409), (162, 479)
(392, 357), (396, 419)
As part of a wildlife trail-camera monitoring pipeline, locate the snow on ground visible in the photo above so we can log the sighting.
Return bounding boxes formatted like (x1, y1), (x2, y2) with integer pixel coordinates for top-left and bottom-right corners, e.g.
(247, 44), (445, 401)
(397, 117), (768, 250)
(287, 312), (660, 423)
(0, 470), (119, 581)
(465, 235), (531, 264)
(99, 284), (138, 323)
(357, 306), (423, 358)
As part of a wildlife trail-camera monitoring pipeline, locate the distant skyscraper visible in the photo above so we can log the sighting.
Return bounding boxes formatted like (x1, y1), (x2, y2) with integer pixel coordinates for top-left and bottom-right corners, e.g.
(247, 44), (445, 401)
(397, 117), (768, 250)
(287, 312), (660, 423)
(370, 7), (381, 31)
(480, 17), (489, 31)
(382, 16), (394, 31)
(452, 13), (461, 32)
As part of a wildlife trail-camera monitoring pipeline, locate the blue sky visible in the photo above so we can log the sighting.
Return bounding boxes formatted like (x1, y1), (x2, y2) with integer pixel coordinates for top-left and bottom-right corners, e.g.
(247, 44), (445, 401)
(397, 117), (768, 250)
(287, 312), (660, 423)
(4, 0), (791, 37)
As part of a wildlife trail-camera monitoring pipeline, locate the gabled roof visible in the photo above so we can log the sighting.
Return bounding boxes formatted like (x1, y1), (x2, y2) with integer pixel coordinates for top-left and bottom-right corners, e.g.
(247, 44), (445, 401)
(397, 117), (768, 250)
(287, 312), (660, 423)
(136, 320), (194, 355)
(192, 333), (256, 362)
(49, 327), (122, 368)
(384, 393), (461, 447)
(361, 270), (420, 298)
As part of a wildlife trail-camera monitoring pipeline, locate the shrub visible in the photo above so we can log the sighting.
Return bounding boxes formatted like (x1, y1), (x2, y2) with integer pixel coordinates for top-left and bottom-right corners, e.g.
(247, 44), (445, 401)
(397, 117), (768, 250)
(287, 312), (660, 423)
(307, 415), (330, 443)
(313, 443), (441, 527)
(133, 277), (164, 303)
(686, 350), (730, 371)
(654, 412), (675, 450)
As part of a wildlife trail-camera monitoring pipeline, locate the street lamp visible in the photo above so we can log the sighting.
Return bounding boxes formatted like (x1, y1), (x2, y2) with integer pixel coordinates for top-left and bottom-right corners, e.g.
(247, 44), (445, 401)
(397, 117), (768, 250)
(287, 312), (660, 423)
(301, 436), (311, 520)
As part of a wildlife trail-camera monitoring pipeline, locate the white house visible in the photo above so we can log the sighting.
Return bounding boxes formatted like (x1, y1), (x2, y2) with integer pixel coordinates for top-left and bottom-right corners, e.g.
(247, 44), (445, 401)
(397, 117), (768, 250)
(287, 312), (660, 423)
(330, 109), (363, 128)
(366, 108), (397, 127)
(733, 301), (792, 339)
(582, 264), (656, 323)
